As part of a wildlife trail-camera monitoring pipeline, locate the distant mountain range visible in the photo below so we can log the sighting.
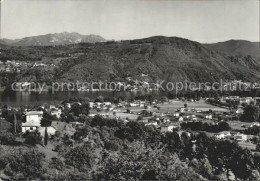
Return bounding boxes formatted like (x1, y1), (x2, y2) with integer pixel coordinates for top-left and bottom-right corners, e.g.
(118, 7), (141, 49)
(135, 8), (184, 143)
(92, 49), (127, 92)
(1, 34), (260, 83)
(0, 32), (106, 46)
(204, 40), (260, 61)
(53, 36), (260, 82)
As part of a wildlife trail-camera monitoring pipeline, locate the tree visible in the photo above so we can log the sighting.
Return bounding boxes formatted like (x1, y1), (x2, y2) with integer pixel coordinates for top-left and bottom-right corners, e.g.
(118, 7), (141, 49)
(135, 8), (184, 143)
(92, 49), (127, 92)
(70, 103), (82, 117)
(93, 141), (203, 181)
(180, 132), (194, 160)
(1, 105), (9, 119)
(44, 127), (49, 146)
(81, 103), (90, 116)
(95, 96), (104, 103)
(162, 131), (182, 153)
(1, 150), (46, 178)
(40, 111), (54, 127)
(65, 143), (96, 172)
(256, 140), (260, 152)
(0, 132), (16, 145)
(49, 157), (65, 171)
(240, 105), (260, 122)
(230, 148), (254, 180)
(218, 122), (231, 131)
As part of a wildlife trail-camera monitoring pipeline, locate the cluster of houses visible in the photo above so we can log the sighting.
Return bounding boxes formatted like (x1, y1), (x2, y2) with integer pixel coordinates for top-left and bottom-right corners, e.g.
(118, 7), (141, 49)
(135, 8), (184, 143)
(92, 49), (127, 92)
(215, 131), (248, 142)
(0, 60), (28, 73)
(0, 60), (56, 74)
(1, 96), (260, 148)
(220, 96), (257, 105)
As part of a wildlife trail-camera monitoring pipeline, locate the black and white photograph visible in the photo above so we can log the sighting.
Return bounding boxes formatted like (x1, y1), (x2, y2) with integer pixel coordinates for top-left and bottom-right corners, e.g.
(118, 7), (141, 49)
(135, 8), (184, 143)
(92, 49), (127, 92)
(0, 0), (259, 180)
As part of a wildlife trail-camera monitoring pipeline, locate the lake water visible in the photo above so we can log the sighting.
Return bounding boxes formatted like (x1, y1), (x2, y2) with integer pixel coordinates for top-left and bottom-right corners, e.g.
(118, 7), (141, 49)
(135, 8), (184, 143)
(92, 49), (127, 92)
(0, 90), (167, 106)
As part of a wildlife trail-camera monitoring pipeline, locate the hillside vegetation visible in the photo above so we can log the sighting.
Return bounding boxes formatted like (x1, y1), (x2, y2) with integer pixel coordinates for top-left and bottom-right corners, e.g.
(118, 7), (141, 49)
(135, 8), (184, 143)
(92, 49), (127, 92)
(1, 36), (260, 83)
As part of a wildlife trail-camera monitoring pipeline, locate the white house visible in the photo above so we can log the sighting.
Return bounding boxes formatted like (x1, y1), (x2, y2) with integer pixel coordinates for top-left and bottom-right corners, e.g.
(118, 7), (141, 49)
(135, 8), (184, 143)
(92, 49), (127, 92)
(104, 102), (112, 106)
(180, 108), (188, 113)
(250, 122), (260, 127)
(49, 105), (56, 109)
(65, 103), (71, 109)
(145, 122), (158, 126)
(51, 109), (62, 118)
(235, 108), (243, 114)
(234, 133), (247, 142)
(173, 113), (180, 117)
(130, 103), (139, 107)
(240, 97), (253, 104)
(22, 111), (43, 133)
(205, 114), (212, 120)
(89, 113), (97, 117)
(160, 123), (179, 133)
(178, 116), (184, 122)
(89, 102), (94, 108)
(215, 131), (231, 139)
(191, 115), (197, 121)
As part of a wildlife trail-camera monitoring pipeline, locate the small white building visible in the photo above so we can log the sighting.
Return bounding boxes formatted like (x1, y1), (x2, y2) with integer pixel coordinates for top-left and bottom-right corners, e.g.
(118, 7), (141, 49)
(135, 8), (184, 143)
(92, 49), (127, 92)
(235, 108), (243, 114)
(22, 120), (41, 133)
(234, 133), (247, 142)
(215, 131), (231, 139)
(65, 103), (71, 109)
(130, 103), (139, 107)
(178, 116), (184, 122)
(250, 122), (260, 127)
(22, 111), (43, 133)
(145, 122), (158, 126)
(51, 109), (62, 118)
(173, 113), (180, 117)
(205, 114), (212, 120)
(160, 123), (179, 133)
(104, 102), (112, 106)
(89, 102), (94, 108)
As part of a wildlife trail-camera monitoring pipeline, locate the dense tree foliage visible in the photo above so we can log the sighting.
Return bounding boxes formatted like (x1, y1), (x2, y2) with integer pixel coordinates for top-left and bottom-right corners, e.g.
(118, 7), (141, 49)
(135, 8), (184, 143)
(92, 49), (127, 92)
(1, 112), (259, 180)
(181, 121), (231, 133)
(0, 132), (16, 145)
(240, 105), (260, 122)
(0, 149), (46, 179)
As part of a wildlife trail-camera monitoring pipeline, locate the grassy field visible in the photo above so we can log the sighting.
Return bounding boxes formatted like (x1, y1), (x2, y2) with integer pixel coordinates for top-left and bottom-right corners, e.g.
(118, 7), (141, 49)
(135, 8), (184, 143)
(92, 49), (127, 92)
(238, 141), (256, 151)
(228, 121), (252, 130)
(106, 112), (139, 120)
(153, 100), (228, 113)
(96, 100), (229, 121)
(116, 100), (228, 113)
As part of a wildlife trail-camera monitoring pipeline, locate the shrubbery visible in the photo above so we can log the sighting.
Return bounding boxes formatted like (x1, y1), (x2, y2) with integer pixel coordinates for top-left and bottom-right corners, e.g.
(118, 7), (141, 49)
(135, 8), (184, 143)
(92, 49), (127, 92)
(0, 132), (16, 145)
(181, 121), (231, 133)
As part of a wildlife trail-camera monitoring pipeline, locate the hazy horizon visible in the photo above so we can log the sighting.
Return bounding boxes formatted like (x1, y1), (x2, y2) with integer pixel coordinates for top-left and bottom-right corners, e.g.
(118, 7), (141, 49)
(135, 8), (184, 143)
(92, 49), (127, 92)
(2, 0), (259, 43)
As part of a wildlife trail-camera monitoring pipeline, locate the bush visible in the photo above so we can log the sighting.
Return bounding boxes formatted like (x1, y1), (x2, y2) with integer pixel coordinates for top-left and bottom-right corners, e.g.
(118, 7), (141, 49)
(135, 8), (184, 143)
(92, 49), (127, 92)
(23, 131), (42, 146)
(49, 157), (65, 171)
(0, 132), (16, 145)
(1, 150), (46, 178)
(65, 143), (96, 172)
(104, 139), (120, 151)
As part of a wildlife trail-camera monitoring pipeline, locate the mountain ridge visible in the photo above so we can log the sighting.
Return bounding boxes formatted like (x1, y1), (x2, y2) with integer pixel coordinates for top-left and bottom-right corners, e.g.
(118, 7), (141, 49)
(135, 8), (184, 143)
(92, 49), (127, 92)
(54, 36), (260, 82)
(0, 32), (106, 46)
(203, 40), (260, 61)
(1, 35), (260, 83)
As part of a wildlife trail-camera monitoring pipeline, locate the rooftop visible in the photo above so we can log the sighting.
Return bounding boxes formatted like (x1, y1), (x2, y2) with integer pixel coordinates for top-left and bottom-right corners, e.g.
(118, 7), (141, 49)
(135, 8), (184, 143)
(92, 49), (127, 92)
(25, 111), (43, 116)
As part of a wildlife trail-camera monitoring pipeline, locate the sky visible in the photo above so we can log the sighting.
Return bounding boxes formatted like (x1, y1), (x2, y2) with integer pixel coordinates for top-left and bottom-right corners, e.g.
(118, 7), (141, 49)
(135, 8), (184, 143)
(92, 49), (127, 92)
(1, 0), (260, 43)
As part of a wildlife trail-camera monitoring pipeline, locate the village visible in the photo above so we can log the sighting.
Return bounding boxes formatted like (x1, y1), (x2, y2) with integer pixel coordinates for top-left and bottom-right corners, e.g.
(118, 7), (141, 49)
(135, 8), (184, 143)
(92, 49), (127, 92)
(1, 94), (259, 152)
